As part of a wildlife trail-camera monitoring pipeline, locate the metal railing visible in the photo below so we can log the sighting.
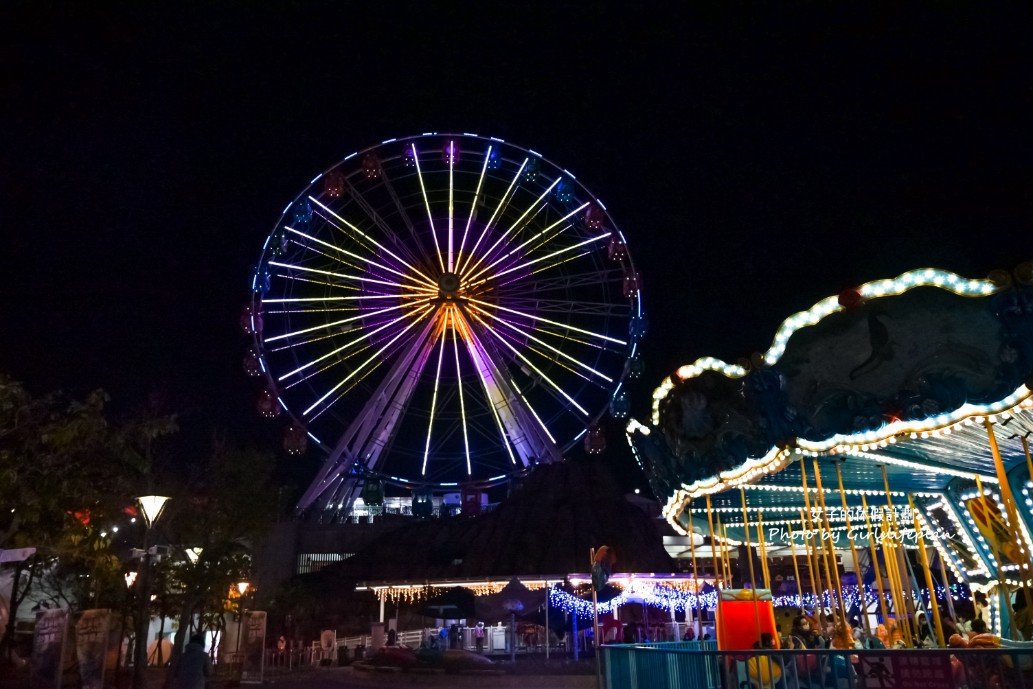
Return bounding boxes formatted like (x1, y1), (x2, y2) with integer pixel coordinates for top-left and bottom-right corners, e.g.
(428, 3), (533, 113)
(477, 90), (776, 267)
(601, 643), (1033, 689)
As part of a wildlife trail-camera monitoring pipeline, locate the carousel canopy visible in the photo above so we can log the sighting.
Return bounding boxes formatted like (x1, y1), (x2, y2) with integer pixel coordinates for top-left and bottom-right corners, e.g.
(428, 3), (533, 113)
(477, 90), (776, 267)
(629, 263), (1033, 586)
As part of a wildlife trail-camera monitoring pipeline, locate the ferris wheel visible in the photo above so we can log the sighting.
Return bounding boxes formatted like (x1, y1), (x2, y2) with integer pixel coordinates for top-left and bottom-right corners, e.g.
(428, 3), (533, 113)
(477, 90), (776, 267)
(245, 133), (644, 515)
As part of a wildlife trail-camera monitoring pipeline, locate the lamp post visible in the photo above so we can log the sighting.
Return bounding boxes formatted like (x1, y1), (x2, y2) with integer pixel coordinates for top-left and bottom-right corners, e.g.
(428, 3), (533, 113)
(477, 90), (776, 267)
(132, 495), (169, 689)
(235, 581), (251, 666)
(502, 599), (523, 664)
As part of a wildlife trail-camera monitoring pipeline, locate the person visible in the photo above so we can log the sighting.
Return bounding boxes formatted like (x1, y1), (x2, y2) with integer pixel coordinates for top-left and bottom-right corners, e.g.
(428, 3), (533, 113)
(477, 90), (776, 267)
(968, 618), (988, 638)
(790, 614), (822, 649)
(474, 622), (486, 653)
(747, 633), (782, 689)
(172, 634), (211, 689)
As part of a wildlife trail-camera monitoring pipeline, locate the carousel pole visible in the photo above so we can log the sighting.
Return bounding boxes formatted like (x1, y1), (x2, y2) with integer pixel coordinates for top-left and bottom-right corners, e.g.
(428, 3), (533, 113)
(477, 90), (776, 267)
(836, 463), (872, 637)
(705, 495), (724, 588)
(800, 462), (826, 609)
(975, 473), (1013, 636)
(909, 496), (946, 646)
(880, 508), (914, 647)
(860, 495), (891, 627)
(813, 460), (849, 628)
(807, 463), (839, 623)
(787, 521), (806, 613)
(740, 487), (764, 645)
(688, 508), (702, 638)
(799, 508), (822, 612)
(938, 563), (959, 625)
(986, 422), (1033, 610)
(718, 517), (733, 588)
(881, 466), (916, 647)
(757, 510), (773, 590)
(985, 420), (1032, 565)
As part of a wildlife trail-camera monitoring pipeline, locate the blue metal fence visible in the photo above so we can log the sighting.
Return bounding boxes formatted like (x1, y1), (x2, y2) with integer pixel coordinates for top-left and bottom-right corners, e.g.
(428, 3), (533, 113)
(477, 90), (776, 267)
(601, 643), (1033, 689)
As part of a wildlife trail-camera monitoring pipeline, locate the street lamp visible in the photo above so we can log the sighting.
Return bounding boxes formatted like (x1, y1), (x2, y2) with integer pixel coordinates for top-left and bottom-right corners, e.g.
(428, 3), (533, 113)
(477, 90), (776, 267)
(502, 599), (523, 664)
(235, 580), (251, 666)
(132, 495), (169, 689)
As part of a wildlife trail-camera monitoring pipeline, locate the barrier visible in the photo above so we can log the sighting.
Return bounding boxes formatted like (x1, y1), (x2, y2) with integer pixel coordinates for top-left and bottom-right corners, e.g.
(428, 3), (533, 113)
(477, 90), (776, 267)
(600, 643), (1033, 689)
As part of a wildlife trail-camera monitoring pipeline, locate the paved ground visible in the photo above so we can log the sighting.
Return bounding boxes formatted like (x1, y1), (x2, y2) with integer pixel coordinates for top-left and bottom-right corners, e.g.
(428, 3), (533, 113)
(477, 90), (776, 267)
(0, 661), (598, 689)
(265, 667), (598, 689)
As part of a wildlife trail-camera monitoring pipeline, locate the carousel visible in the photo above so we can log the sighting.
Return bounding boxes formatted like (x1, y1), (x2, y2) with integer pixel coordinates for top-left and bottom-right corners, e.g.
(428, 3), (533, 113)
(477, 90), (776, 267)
(627, 262), (1033, 647)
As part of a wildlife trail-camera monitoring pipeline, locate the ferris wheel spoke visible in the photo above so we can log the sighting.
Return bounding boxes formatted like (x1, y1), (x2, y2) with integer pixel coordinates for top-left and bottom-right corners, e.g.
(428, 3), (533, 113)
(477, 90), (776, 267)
(422, 323), (448, 476)
(470, 230), (608, 288)
(455, 144), (492, 272)
(451, 309), (561, 464)
(463, 176), (561, 280)
(500, 268), (627, 293)
(466, 296), (626, 346)
(330, 188), (428, 274)
(491, 297), (630, 318)
(269, 261), (435, 295)
(266, 303), (430, 353)
(465, 302), (613, 383)
(266, 296), (430, 344)
(447, 139), (456, 272)
(287, 227), (435, 291)
(449, 310), (473, 475)
(456, 157), (527, 276)
(410, 144), (445, 273)
(278, 306), (432, 382)
(304, 311), (434, 417)
(467, 202), (589, 285)
(467, 311), (589, 417)
(308, 196), (436, 287)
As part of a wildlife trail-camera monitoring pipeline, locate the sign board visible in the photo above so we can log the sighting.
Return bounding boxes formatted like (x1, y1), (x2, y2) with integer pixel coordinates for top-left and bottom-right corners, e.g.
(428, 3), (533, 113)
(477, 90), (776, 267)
(241, 611), (267, 683)
(31, 608), (68, 689)
(76, 609), (110, 689)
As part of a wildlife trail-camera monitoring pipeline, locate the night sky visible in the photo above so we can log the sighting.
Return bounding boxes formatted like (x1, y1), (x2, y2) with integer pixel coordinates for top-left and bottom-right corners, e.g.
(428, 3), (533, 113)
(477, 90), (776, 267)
(3, 2), (1031, 490)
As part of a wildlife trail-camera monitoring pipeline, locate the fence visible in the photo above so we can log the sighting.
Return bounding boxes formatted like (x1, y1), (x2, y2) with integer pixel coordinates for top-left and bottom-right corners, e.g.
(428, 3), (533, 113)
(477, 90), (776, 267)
(600, 643), (1033, 689)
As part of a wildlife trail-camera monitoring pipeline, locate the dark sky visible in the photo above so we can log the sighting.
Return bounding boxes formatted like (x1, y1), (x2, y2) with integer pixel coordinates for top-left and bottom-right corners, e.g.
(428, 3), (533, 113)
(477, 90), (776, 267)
(2, 2), (1031, 489)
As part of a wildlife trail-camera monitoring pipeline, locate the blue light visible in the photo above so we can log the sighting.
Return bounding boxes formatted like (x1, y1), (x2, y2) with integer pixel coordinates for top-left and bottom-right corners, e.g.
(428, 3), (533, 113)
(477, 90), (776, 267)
(306, 431), (321, 444)
(344, 152), (358, 160)
(597, 200), (607, 210)
(262, 235), (271, 250)
(441, 482), (458, 486)
(278, 397), (289, 412)
(462, 132), (478, 137)
(381, 138), (397, 144)
(490, 137), (505, 143)
(310, 173), (323, 184)
(528, 149), (543, 157)
(562, 168), (577, 180)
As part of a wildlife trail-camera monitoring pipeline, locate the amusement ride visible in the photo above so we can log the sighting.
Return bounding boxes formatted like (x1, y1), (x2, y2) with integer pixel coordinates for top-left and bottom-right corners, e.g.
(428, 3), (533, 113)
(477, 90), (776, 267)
(243, 133), (644, 517)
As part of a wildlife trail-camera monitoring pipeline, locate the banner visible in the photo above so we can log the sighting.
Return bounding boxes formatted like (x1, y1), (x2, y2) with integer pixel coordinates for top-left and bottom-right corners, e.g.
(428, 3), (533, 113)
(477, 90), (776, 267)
(241, 611), (267, 683)
(76, 609), (110, 689)
(965, 496), (1024, 565)
(320, 628), (336, 657)
(31, 608), (68, 689)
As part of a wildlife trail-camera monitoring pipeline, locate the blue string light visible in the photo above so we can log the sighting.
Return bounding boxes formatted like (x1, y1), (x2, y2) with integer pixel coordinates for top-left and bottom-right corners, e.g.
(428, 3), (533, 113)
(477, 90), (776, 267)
(547, 583), (969, 619)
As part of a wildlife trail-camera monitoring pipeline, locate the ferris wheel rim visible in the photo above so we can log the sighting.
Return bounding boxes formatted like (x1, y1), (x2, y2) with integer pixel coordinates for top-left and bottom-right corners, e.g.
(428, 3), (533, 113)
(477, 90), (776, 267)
(248, 133), (643, 495)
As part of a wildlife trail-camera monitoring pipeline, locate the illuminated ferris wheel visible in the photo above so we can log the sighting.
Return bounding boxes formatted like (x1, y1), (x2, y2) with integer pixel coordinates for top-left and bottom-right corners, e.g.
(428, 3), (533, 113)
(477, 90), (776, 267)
(245, 133), (644, 515)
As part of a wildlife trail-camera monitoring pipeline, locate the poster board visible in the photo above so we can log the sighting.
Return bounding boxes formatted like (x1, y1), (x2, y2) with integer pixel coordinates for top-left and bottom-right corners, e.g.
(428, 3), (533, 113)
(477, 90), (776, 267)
(76, 609), (111, 689)
(30, 608), (68, 689)
(241, 611), (267, 683)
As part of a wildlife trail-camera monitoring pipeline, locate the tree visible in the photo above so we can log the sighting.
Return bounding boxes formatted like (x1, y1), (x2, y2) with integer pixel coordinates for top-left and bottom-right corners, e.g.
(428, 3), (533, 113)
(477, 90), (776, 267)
(0, 376), (177, 660)
(157, 435), (279, 685)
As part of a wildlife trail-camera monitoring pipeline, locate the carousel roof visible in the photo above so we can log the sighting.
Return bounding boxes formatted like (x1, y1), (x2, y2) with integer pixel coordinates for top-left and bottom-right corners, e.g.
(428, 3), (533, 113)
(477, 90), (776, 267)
(628, 262), (1033, 583)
